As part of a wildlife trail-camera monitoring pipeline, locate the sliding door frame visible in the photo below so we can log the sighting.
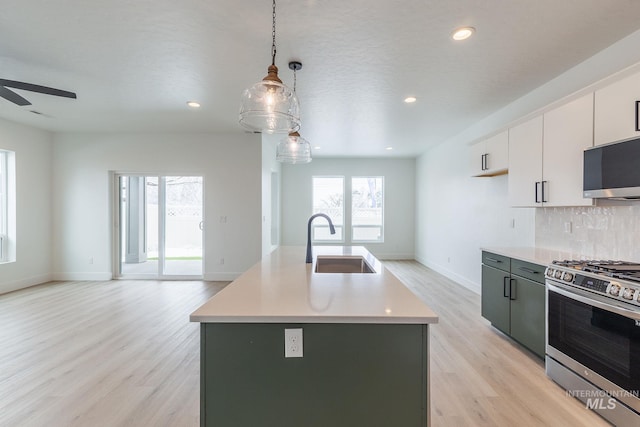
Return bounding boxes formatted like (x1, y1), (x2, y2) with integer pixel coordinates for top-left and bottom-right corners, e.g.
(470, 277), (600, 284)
(111, 171), (205, 280)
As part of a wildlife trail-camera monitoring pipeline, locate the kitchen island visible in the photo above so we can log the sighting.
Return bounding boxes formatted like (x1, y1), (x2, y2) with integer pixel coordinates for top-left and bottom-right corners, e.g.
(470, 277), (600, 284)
(190, 246), (438, 427)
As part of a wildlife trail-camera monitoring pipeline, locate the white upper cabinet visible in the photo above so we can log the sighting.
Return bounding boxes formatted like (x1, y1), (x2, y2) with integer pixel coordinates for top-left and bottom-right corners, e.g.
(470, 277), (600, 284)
(543, 93), (594, 207)
(594, 71), (640, 146)
(470, 130), (508, 177)
(508, 93), (594, 207)
(508, 116), (543, 207)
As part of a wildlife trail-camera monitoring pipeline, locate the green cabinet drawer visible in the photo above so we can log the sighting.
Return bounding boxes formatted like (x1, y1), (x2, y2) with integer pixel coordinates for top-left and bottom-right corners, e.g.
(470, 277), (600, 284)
(511, 259), (546, 284)
(482, 251), (510, 272)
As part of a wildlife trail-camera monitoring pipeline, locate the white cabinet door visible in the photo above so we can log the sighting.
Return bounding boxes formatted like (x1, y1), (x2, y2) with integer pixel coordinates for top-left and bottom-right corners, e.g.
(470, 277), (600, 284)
(543, 93), (594, 207)
(508, 116), (543, 207)
(594, 71), (640, 146)
(470, 140), (487, 176)
(470, 131), (508, 177)
(484, 131), (508, 175)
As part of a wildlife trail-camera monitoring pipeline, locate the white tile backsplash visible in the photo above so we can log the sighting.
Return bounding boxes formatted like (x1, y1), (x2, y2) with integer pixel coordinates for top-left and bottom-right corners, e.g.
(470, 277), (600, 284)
(536, 203), (640, 261)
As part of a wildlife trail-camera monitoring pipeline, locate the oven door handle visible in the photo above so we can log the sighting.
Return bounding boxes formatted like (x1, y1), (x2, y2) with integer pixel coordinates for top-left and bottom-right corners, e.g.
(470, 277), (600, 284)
(547, 282), (640, 320)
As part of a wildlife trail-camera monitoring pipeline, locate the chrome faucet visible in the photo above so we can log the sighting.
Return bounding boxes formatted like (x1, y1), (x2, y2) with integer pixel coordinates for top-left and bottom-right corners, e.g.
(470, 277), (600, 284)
(306, 213), (336, 263)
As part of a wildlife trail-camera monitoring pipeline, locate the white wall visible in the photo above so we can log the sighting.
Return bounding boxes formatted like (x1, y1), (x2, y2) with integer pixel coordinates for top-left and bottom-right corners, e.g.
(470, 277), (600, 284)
(416, 28), (640, 293)
(415, 143), (535, 292)
(0, 118), (53, 294)
(52, 132), (262, 281)
(261, 134), (281, 257)
(281, 158), (416, 259)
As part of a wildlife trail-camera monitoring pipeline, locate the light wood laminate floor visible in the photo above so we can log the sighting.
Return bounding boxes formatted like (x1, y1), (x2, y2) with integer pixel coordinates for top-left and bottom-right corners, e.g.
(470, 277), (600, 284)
(0, 263), (610, 426)
(384, 260), (610, 427)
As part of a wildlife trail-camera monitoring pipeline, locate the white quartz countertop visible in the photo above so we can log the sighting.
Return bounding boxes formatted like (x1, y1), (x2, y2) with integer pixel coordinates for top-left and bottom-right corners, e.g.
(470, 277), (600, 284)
(481, 246), (589, 266)
(190, 246), (438, 324)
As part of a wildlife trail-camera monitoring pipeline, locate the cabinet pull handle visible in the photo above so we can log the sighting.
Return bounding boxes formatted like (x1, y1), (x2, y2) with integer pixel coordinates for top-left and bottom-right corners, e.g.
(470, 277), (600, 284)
(636, 101), (640, 132)
(486, 257), (502, 263)
(483, 153), (489, 170)
(542, 180), (548, 203)
(518, 267), (539, 274)
(481, 154), (485, 171)
(509, 278), (516, 300)
(535, 181), (541, 203)
(503, 277), (510, 298)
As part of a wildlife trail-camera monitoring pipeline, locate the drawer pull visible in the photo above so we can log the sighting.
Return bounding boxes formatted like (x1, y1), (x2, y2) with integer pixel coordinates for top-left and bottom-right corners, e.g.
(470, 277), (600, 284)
(486, 257), (502, 263)
(518, 267), (539, 274)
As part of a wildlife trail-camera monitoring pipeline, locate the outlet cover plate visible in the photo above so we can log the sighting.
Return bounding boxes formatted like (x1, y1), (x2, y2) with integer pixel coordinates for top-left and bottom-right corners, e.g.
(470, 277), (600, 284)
(284, 328), (303, 358)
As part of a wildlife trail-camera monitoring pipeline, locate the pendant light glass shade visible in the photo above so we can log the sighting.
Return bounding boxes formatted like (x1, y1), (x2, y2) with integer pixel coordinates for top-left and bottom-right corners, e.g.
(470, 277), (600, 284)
(238, 0), (300, 133)
(276, 131), (312, 164)
(239, 65), (300, 133)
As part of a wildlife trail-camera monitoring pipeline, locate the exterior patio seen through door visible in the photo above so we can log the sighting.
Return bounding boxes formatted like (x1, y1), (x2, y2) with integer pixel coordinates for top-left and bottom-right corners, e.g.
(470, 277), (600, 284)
(118, 175), (203, 279)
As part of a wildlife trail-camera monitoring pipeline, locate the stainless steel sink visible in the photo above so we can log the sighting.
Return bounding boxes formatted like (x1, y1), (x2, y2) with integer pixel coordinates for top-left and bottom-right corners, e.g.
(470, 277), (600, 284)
(314, 256), (375, 273)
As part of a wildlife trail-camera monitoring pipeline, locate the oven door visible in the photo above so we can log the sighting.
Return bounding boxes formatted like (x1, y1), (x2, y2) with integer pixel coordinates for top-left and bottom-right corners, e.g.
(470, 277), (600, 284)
(546, 281), (640, 408)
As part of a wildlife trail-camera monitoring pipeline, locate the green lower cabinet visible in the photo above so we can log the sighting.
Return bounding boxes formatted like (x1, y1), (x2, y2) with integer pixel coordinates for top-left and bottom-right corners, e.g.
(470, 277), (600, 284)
(481, 265), (510, 334)
(481, 252), (546, 358)
(509, 275), (545, 358)
(201, 323), (429, 427)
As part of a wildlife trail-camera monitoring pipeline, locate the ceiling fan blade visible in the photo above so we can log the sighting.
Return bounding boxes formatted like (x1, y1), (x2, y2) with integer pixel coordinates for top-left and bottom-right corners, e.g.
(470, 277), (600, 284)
(0, 79), (76, 99)
(0, 86), (31, 106)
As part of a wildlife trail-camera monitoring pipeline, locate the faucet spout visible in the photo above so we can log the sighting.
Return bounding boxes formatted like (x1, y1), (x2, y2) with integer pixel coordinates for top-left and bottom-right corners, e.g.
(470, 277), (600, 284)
(306, 213), (336, 263)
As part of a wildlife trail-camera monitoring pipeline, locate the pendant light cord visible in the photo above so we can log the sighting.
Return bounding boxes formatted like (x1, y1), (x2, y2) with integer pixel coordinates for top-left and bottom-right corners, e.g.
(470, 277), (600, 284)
(293, 67), (297, 93)
(271, 0), (277, 66)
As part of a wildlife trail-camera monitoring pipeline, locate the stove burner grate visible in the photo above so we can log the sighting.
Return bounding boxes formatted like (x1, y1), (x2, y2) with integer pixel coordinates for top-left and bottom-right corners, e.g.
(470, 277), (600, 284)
(551, 260), (640, 284)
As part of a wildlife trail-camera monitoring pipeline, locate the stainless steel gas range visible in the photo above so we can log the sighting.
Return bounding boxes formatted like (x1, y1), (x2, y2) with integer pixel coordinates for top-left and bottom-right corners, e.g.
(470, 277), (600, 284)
(545, 260), (640, 426)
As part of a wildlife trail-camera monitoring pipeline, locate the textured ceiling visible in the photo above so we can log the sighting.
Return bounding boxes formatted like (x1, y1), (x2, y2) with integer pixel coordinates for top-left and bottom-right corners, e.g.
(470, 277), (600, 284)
(2, 0), (640, 157)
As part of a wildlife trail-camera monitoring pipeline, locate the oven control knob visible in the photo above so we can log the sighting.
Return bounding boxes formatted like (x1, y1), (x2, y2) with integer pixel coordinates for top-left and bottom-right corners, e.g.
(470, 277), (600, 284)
(623, 288), (636, 300)
(609, 283), (621, 296)
(554, 270), (563, 279)
(563, 272), (574, 282)
(546, 268), (554, 278)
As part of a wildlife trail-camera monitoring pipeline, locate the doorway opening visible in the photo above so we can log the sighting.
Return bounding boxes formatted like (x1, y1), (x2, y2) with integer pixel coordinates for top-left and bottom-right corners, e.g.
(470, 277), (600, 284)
(115, 175), (204, 279)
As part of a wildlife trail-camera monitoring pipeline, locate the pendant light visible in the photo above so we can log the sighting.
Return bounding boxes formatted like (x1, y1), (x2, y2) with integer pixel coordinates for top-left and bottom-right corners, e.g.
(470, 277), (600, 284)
(239, 0), (300, 134)
(277, 62), (312, 164)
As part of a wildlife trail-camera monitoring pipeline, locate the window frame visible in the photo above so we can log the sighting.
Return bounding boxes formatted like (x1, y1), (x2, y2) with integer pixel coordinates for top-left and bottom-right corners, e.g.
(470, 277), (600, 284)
(351, 176), (385, 243)
(0, 151), (8, 262)
(311, 175), (385, 245)
(311, 175), (345, 243)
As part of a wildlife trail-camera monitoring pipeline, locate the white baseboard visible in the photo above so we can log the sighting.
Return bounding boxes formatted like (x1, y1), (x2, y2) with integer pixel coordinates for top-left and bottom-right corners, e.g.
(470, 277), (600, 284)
(0, 273), (53, 295)
(52, 272), (113, 281)
(50, 271), (240, 282)
(415, 256), (481, 295)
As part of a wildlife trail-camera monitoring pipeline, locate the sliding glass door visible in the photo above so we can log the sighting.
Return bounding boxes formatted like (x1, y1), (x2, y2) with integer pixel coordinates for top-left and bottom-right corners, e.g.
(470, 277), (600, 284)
(117, 175), (203, 279)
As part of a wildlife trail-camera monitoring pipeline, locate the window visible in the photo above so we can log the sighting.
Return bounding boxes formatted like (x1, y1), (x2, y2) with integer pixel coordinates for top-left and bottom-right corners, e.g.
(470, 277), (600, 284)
(312, 175), (385, 244)
(0, 151), (9, 261)
(352, 177), (384, 242)
(312, 176), (344, 242)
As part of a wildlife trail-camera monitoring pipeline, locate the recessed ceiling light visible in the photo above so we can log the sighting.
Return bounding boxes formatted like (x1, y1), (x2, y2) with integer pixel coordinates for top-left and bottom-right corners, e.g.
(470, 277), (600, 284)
(404, 96), (417, 103)
(314, 146), (321, 150)
(386, 147), (393, 151)
(187, 101), (201, 108)
(452, 27), (475, 41)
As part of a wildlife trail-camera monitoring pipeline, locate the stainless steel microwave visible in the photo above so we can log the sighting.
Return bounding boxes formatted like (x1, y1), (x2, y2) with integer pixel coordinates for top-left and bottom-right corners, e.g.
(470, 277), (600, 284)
(584, 137), (640, 199)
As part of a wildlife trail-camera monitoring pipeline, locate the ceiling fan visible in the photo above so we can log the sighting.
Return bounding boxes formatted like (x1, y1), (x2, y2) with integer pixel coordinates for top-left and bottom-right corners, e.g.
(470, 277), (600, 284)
(0, 78), (76, 106)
